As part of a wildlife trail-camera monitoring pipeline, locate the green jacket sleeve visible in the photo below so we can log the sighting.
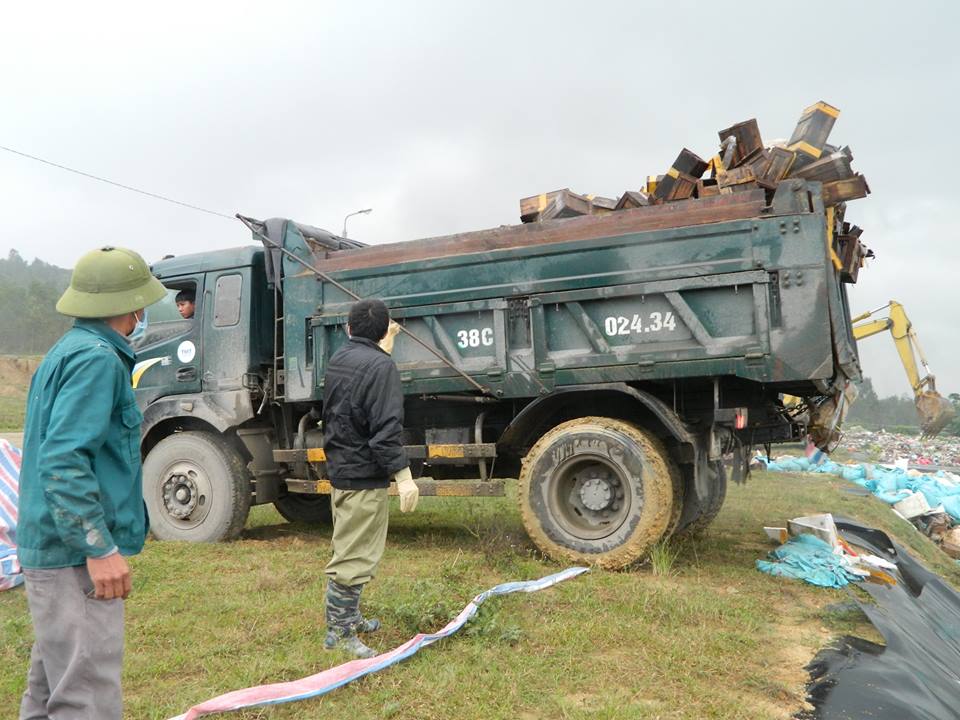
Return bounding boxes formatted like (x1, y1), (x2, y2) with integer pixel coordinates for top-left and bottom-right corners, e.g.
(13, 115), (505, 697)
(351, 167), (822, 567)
(39, 347), (123, 558)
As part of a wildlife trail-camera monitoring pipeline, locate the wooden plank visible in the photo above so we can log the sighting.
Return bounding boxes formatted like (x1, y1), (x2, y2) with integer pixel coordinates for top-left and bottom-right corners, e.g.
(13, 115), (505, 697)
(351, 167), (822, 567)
(821, 175), (870, 206)
(696, 179), (720, 198)
(539, 189), (592, 221)
(521, 190), (616, 222)
(519, 189), (566, 223)
(788, 100), (840, 168)
(314, 190), (768, 272)
(615, 190), (650, 210)
(589, 196), (618, 212)
(756, 147), (796, 188)
(653, 148), (708, 202)
(789, 149), (854, 184)
(717, 119), (763, 167)
(659, 171), (698, 201)
(838, 235), (865, 283)
(717, 164), (757, 189)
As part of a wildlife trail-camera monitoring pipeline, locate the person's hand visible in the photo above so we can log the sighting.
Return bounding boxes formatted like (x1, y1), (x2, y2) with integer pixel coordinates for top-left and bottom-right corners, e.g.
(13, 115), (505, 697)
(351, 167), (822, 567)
(379, 321), (402, 355)
(394, 467), (419, 513)
(86, 553), (132, 600)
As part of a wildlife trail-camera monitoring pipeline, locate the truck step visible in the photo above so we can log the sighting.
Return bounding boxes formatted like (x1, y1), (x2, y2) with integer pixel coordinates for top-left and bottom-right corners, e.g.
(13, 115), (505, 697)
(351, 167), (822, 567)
(284, 478), (506, 497)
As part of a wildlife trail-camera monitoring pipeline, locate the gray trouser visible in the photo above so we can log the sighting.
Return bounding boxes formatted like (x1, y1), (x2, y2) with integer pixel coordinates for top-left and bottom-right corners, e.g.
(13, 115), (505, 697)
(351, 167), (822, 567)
(19, 566), (125, 720)
(324, 487), (389, 587)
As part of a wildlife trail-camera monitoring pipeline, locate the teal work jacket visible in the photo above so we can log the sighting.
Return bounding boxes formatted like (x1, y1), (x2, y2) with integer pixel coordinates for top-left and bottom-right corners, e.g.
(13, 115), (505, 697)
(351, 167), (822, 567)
(17, 319), (147, 568)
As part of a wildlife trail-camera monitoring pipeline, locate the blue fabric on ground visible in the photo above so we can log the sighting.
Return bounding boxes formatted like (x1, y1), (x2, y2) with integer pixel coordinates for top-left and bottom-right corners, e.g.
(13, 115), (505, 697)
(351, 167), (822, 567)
(840, 465), (867, 482)
(760, 454), (960, 522)
(756, 534), (861, 589)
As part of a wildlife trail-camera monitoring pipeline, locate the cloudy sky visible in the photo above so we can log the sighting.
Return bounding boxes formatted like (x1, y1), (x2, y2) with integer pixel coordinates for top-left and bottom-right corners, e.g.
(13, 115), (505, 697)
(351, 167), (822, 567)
(1, 1), (957, 398)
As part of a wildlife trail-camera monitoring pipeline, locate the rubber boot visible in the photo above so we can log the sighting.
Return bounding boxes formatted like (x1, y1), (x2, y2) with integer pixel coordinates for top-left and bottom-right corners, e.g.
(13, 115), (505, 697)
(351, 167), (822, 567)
(357, 617), (381, 633)
(325, 579), (377, 657)
(323, 627), (377, 658)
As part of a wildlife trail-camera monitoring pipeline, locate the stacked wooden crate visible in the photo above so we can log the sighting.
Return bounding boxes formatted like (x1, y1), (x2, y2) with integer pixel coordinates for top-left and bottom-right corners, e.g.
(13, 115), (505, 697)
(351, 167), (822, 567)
(518, 101), (872, 281)
(520, 101), (869, 217)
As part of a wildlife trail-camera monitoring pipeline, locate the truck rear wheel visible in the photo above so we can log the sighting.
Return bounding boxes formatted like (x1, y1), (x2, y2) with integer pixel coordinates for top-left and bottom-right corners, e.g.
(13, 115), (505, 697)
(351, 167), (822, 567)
(673, 461), (727, 537)
(518, 417), (676, 569)
(274, 494), (332, 525)
(143, 431), (251, 542)
(664, 453), (685, 537)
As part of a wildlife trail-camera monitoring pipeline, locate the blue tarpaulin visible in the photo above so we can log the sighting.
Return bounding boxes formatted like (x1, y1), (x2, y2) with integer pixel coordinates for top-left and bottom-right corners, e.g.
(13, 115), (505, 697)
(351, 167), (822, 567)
(761, 455), (960, 522)
(756, 533), (862, 588)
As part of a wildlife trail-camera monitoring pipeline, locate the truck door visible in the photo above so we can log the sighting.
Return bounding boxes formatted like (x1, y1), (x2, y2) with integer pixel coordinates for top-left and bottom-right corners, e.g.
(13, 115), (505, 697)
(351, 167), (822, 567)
(201, 268), (253, 393)
(132, 276), (203, 404)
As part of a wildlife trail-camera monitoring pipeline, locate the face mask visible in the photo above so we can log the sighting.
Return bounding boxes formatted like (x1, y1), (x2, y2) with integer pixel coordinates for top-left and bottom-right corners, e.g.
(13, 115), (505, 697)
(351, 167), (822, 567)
(130, 309), (148, 342)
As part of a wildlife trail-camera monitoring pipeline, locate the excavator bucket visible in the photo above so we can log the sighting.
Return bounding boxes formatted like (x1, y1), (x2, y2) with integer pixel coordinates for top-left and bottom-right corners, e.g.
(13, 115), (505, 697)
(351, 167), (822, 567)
(916, 391), (956, 438)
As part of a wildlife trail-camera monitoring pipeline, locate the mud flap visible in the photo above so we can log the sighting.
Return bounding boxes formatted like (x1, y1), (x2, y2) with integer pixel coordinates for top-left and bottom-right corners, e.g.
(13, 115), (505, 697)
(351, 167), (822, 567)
(730, 444), (751, 485)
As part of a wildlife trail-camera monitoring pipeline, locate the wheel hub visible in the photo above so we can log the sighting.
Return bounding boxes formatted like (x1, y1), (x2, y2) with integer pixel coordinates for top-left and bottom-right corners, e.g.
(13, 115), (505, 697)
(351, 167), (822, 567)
(579, 476), (614, 511)
(162, 473), (199, 519)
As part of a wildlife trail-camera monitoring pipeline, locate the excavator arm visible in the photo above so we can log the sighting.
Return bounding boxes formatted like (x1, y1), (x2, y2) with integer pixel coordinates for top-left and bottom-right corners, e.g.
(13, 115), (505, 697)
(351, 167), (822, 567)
(851, 301), (955, 437)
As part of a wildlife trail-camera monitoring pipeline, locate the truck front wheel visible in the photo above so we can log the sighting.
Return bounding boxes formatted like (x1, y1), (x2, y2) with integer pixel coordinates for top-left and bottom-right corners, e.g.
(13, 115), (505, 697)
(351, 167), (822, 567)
(518, 417), (676, 569)
(143, 431), (251, 542)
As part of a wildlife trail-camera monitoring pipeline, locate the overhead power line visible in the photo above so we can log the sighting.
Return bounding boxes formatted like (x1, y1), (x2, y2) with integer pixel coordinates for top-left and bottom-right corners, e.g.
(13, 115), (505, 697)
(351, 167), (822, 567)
(0, 143), (235, 220)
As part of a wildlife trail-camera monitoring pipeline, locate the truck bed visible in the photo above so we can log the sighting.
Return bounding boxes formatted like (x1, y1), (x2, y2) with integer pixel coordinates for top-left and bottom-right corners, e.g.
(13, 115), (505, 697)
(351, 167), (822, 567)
(270, 182), (859, 403)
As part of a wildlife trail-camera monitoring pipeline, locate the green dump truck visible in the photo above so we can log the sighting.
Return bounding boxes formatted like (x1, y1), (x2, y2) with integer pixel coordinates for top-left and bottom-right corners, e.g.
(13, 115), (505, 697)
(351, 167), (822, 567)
(132, 180), (863, 568)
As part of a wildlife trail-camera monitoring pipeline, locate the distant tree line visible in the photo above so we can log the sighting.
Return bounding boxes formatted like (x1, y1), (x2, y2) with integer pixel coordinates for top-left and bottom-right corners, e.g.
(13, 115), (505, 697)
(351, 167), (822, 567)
(846, 377), (960, 436)
(0, 250), (73, 355)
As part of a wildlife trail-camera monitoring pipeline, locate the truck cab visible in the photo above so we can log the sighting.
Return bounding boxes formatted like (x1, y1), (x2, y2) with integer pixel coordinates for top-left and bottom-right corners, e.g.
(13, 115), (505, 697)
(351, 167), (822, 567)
(133, 247), (275, 541)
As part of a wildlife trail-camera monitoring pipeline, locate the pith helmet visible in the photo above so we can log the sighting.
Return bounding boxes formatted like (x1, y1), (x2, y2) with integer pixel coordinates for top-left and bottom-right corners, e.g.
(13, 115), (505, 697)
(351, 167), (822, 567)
(56, 246), (167, 318)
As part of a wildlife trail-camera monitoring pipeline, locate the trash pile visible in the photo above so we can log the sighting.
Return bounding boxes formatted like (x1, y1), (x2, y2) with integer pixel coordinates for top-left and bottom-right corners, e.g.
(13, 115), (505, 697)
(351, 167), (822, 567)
(757, 513), (896, 588)
(757, 452), (960, 558)
(843, 426), (960, 467)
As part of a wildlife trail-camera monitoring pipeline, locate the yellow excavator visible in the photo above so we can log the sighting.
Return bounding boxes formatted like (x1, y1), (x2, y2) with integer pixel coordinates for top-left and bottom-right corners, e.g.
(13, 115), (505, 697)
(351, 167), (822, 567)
(851, 300), (955, 437)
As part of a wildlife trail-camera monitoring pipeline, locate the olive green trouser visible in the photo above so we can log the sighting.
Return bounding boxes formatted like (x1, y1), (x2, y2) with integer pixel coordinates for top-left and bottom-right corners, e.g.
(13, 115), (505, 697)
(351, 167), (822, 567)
(324, 487), (389, 587)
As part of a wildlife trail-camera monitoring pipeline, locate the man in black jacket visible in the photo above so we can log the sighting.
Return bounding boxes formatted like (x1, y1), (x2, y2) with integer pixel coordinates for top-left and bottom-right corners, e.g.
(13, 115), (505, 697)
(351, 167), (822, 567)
(322, 299), (419, 657)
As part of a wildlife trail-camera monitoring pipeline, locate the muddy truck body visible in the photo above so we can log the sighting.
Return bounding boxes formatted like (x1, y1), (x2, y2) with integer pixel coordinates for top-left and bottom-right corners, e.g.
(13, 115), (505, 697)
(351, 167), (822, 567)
(132, 181), (861, 567)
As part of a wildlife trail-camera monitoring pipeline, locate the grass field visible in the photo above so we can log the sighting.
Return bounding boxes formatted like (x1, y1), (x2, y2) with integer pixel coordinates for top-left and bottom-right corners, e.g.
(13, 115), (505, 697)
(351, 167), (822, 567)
(2, 470), (957, 720)
(0, 356), (36, 431)
(0, 396), (25, 432)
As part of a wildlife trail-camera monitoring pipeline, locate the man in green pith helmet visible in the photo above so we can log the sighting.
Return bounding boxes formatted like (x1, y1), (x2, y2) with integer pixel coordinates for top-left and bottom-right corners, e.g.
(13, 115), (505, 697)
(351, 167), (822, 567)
(17, 246), (166, 720)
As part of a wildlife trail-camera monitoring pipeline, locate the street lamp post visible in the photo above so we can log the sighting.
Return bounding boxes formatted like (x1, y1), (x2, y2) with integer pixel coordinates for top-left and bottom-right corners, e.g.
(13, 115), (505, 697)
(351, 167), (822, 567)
(342, 208), (373, 238)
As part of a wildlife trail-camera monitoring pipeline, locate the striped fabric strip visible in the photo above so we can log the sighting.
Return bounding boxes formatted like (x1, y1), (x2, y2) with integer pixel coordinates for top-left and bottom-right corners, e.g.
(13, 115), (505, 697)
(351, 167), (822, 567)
(0, 440), (22, 592)
(168, 566), (589, 720)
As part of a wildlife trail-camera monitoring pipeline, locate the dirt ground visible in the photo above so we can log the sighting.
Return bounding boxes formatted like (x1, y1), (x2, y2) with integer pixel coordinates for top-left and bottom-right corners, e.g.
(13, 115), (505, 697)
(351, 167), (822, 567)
(0, 356), (38, 398)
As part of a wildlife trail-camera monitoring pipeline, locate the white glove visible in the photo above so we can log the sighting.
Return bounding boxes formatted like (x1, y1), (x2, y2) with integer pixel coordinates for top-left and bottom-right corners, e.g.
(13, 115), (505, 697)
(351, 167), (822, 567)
(378, 321), (402, 354)
(394, 466), (419, 513)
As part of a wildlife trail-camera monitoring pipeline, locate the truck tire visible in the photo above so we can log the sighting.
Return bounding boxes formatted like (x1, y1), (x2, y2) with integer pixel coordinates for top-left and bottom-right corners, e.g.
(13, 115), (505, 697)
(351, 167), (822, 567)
(518, 417), (676, 569)
(664, 453), (685, 537)
(143, 431), (251, 542)
(673, 461), (727, 537)
(274, 494), (333, 525)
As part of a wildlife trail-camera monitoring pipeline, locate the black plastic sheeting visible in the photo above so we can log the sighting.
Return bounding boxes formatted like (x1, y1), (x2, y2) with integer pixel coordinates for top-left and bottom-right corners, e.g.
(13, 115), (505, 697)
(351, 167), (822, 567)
(798, 518), (960, 719)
